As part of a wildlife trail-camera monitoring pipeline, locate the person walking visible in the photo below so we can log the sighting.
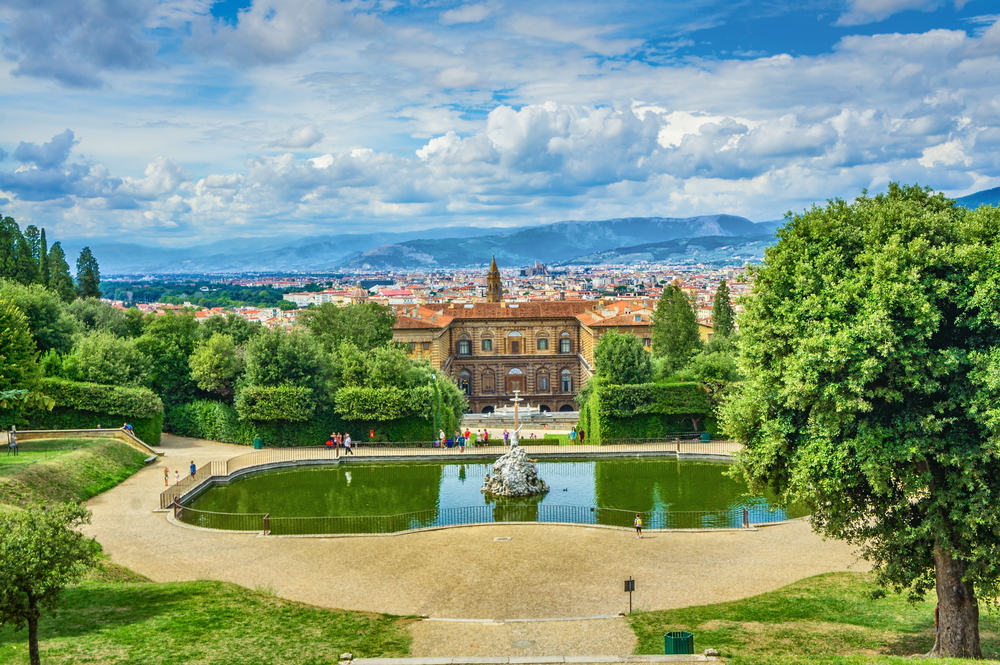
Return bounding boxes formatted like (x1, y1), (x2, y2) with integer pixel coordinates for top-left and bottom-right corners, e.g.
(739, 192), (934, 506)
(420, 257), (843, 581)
(190, 460), (197, 477)
(344, 433), (354, 455)
(634, 513), (643, 538)
(6, 427), (17, 457)
(569, 427), (578, 443)
(164, 468), (169, 486)
(174, 470), (180, 484)
(483, 429), (490, 444)
(578, 429), (586, 444)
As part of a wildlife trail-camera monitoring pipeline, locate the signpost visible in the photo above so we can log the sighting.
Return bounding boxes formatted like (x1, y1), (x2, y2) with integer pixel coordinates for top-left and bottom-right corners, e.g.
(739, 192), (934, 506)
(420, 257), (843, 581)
(625, 577), (635, 614)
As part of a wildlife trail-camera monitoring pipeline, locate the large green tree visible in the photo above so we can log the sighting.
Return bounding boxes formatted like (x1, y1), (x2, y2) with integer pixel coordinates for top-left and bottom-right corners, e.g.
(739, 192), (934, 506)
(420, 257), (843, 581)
(722, 184), (1000, 658)
(0, 217), (40, 286)
(0, 281), (79, 354)
(241, 328), (334, 397)
(0, 298), (41, 390)
(75, 247), (101, 300)
(593, 329), (653, 385)
(300, 302), (396, 352)
(711, 278), (735, 337)
(46, 242), (75, 304)
(135, 312), (198, 407)
(0, 503), (100, 665)
(70, 331), (152, 387)
(67, 298), (144, 338)
(651, 283), (701, 373)
(197, 313), (262, 345)
(189, 333), (243, 399)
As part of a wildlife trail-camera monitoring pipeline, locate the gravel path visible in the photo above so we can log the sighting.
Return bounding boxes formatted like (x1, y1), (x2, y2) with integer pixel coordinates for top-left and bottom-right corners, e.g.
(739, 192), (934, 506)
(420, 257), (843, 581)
(83, 434), (869, 656)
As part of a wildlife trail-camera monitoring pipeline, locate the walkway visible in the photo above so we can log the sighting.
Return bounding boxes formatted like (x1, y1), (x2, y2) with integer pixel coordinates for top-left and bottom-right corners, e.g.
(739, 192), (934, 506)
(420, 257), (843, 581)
(83, 434), (868, 657)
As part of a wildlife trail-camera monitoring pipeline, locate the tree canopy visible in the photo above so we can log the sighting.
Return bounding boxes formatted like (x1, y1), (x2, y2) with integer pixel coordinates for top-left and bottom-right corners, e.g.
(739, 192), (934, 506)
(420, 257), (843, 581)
(190, 333), (242, 399)
(711, 278), (735, 337)
(0, 281), (79, 354)
(46, 243), (75, 304)
(300, 302), (396, 352)
(75, 247), (101, 300)
(721, 184), (1000, 658)
(0, 297), (41, 390)
(651, 283), (701, 373)
(593, 329), (653, 385)
(0, 503), (100, 665)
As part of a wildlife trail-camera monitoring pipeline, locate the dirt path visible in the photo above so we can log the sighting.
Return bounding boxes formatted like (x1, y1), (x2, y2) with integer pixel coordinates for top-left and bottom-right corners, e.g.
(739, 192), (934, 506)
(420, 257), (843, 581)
(83, 434), (868, 655)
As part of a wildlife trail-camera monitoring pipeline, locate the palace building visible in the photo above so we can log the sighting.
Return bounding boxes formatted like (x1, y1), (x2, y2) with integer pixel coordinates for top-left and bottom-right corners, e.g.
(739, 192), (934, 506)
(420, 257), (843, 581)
(391, 265), (684, 411)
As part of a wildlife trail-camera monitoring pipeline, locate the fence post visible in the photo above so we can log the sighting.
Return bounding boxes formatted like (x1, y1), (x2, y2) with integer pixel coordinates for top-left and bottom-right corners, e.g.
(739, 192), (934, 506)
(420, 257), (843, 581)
(263, 514), (270, 535)
(742, 506), (749, 528)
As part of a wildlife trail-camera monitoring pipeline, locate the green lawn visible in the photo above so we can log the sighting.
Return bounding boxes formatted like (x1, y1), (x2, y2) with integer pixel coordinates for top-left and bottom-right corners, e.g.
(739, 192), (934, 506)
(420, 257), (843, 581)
(0, 438), (95, 476)
(0, 438), (147, 507)
(0, 569), (412, 665)
(630, 572), (1000, 664)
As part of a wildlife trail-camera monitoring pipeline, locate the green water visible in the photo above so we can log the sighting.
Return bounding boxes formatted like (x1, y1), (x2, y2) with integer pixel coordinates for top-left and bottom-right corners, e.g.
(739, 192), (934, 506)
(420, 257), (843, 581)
(186, 458), (803, 532)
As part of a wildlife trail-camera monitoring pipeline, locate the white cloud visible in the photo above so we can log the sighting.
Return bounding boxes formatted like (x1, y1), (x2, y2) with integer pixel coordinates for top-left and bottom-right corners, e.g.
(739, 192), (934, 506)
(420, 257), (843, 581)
(836, 0), (961, 26)
(504, 14), (643, 56)
(440, 3), (496, 26)
(268, 124), (325, 149)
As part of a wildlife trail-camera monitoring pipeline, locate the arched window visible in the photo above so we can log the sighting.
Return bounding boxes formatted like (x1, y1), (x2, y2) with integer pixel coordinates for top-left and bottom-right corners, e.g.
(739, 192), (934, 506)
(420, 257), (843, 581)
(481, 338), (493, 351)
(457, 333), (471, 356)
(459, 370), (472, 396)
(536, 337), (549, 351)
(508, 330), (522, 355)
(507, 367), (524, 394)
(508, 368), (523, 374)
(560, 369), (572, 392)
(558, 332), (572, 354)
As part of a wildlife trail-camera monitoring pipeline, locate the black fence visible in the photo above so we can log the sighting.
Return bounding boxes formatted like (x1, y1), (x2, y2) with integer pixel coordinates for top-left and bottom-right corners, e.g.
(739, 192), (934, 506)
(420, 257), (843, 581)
(174, 502), (795, 536)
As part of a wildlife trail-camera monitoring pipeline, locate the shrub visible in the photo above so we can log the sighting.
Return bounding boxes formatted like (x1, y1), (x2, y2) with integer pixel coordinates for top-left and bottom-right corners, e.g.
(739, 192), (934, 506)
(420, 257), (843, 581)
(335, 386), (407, 421)
(236, 385), (315, 422)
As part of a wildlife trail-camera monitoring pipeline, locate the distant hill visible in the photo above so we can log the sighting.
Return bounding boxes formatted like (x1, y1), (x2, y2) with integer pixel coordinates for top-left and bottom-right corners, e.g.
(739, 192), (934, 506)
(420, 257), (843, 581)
(560, 233), (777, 266)
(955, 187), (1000, 209)
(66, 226), (503, 275)
(345, 215), (779, 269)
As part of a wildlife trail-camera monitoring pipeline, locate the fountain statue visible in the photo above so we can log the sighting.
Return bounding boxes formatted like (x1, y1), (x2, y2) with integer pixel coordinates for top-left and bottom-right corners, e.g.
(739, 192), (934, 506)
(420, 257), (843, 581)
(481, 440), (549, 497)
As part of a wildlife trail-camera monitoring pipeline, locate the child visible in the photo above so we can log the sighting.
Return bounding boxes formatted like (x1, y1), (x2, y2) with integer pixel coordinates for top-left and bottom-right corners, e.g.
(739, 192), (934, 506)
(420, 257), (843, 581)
(164, 468), (169, 487)
(634, 514), (643, 539)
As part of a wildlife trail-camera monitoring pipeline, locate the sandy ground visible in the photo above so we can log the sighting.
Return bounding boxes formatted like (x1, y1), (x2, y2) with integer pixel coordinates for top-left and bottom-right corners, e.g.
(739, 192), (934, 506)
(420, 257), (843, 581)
(83, 434), (869, 656)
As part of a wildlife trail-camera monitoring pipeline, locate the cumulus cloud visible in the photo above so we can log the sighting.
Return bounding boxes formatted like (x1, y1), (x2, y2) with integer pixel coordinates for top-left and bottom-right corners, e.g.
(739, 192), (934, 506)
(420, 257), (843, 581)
(0, 0), (158, 87)
(268, 125), (325, 149)
(14, 130), (78, 170)
(836, 0), (963, 26)
(188, 0), (349, 66)
(440, 3), (497, 25)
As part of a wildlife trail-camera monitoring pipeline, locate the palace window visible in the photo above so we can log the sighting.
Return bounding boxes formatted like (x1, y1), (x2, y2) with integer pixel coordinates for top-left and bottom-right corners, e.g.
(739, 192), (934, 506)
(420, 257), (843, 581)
(537, 337), (549, 351)
(408, 342), (415, 351)
(560, 369), (572, 392)
(482, 370), (495, 393)
(422, 342), (430, 350)
(459, 371), (472, 396)
(559, 337), (572, 353)
(457, 334), (472, 355)
(538, 374), (549, 391)
(482, 338), (493, 351)
(508, 331), (521, 355)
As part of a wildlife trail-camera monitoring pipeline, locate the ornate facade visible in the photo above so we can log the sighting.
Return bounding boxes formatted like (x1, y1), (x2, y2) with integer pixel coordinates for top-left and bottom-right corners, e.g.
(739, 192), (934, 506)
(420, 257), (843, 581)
(393, 299), (662, 413)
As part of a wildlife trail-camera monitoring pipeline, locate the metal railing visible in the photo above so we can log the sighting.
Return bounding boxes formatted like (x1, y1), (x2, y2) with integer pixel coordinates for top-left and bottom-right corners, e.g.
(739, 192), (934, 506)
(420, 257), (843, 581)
(172, 503), (796, 536)
(158, 439), (744, 509)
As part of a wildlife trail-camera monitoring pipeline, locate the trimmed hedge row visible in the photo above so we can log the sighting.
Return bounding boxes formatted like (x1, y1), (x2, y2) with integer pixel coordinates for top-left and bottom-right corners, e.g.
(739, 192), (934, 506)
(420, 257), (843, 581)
(579, 380), (713, 444)
(0, 378), (165, 445)
(167, 400), (436, 447)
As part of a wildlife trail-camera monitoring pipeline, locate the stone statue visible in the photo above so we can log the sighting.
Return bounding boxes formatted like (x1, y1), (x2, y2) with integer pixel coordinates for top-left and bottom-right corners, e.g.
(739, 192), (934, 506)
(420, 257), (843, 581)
(481, 442), (549, 497)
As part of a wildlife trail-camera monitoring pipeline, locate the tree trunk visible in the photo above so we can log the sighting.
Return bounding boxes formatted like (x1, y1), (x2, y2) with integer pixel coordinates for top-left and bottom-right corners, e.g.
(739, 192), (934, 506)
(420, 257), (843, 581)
(928, 544), (981, 659)
(28, 610), (40, 665)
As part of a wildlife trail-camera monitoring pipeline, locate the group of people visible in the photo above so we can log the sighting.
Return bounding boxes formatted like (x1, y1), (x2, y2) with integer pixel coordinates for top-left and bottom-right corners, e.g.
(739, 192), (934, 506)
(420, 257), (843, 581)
(163, 460), (198, 486)
(569, 426), (586, 443)
(325, 432), (354, 455)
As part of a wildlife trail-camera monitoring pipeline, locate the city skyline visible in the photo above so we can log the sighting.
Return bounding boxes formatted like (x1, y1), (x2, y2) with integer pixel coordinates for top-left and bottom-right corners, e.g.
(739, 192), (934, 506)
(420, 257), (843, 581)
(2, 0), (999, 246)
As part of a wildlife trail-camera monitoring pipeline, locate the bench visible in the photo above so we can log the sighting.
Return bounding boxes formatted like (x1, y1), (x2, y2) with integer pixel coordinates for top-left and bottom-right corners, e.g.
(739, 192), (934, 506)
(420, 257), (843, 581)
(144, 455), (158, 464)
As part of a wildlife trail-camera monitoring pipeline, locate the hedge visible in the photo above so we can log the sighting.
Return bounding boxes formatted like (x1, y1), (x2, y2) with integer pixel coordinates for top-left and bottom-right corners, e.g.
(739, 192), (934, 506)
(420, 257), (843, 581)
(0, 378), (165, 445)
(236, 385), (315, 422)
(580, 380), (713, 444)
(167, 400), (436, 447)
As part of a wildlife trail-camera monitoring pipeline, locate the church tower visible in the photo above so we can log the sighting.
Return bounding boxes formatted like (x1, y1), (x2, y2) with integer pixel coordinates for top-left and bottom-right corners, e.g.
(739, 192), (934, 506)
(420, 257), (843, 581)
(486, 256), (502, 303)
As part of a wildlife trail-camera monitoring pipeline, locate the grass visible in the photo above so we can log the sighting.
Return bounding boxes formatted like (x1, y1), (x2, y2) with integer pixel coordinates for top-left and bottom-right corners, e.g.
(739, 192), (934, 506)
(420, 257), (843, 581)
(0, 575), (413, 665)
(0, 438), (147, 507)
(630, 572), (1000, 664)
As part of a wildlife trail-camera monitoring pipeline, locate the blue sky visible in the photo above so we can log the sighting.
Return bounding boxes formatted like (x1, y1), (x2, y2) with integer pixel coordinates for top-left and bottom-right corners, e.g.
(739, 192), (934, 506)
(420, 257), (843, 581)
(1, 0), (999, 246)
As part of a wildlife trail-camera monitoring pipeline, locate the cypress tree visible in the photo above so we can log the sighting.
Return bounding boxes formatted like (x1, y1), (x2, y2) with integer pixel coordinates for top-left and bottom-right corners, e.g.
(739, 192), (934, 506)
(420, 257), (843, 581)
(651, 283), (702, 373)
(38, 228), (49, 286)
(711, 278), (735, 337)
(75, 247), (101, 300)
(0, 216), (39, 285)
(47, 242), (76, 303)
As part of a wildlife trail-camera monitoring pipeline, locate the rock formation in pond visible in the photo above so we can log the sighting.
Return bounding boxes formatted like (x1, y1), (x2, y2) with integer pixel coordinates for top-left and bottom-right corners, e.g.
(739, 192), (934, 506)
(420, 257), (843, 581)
(482, 443), (550, 497)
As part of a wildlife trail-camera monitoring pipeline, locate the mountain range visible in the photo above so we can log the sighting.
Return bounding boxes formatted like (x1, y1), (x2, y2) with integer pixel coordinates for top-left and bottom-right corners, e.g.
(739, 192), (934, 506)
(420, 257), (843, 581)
(76, 186), (1000, 274)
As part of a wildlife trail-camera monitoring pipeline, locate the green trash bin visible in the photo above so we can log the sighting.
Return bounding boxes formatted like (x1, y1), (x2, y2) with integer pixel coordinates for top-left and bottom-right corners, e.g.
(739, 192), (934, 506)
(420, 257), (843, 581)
(253, 438), (264, 450)
(700, 432), (711, 442)
(664, 631), (694, 655)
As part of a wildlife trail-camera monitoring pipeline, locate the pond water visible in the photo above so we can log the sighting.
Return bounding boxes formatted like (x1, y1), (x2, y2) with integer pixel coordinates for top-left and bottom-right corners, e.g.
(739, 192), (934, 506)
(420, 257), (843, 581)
(185, 458), (806, 534)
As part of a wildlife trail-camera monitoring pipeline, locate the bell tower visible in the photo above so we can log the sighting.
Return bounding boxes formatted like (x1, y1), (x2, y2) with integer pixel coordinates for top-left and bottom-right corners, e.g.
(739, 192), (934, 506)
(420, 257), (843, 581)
(486, 256), (502, 303)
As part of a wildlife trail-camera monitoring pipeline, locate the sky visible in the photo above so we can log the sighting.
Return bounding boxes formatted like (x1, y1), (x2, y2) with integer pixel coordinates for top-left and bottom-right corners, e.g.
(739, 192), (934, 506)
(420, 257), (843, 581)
(1, 0), (999, 247)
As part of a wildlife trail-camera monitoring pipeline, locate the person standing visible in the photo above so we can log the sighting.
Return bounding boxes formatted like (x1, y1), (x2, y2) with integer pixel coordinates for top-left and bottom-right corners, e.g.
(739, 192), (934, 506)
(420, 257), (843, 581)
(502, 429), (510, 445)
(174, 470), (180, 484)
(578, 429), (586, 444)
(569, 427), (578, 443)
(438, 429), (446, 449)
(344, 433), (354, 455)
(634, 513), (643, 538)
(190, 461), (197, 477)
(483, 429), (490, 444)
(164, 468), (169, 486)
(6, 427), (17, 457)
